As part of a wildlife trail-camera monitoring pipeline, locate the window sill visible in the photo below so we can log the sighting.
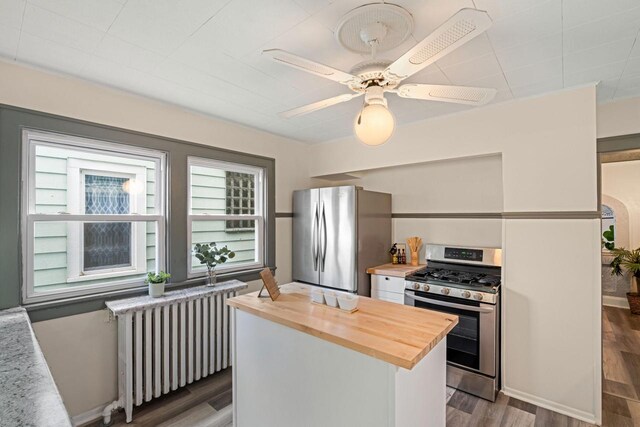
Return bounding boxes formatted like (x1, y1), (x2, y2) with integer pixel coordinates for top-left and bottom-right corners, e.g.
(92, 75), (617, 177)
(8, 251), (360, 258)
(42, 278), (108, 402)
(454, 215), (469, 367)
(25, 266), (276, 322)
(66, 268), (145, 283)
(188, 261), (264, 279)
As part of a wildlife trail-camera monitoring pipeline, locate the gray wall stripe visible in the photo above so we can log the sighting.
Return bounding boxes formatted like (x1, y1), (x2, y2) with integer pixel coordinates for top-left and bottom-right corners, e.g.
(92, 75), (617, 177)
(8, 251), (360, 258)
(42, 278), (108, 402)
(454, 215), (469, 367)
(597, 133), (640, 153)
(392, 213), (502, 219)
(501, 211), (600, 219)
(276, 211), (599, 219)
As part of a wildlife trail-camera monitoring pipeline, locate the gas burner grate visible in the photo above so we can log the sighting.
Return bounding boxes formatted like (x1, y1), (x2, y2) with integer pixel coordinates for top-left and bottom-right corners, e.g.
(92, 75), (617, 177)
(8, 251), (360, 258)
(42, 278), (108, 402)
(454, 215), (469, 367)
(417, 267), (501, 287)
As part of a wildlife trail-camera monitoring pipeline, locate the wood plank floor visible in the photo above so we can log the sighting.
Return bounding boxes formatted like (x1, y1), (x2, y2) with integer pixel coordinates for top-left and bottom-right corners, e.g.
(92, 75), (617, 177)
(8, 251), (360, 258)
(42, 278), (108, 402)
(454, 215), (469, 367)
(446, 387), (594, 426)
(85, 306), (640, 426)
(82, 368), (232, 427)
(446, 306), (640, 426)
(602, 306), (640, 426)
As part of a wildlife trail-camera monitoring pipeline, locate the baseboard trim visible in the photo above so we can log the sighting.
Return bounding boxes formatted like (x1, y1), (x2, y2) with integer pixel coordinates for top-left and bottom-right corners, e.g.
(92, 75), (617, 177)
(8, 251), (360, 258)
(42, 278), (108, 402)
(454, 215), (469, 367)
(603, 295), (629, 309)
(502, 387), (598, 425)
(72, 402), (110, 426)
(71, 399), (234, 426)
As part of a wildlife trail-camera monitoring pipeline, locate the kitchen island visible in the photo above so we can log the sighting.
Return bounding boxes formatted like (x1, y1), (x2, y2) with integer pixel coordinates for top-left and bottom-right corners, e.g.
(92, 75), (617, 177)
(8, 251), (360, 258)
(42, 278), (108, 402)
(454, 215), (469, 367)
(227, 282), (458, 427)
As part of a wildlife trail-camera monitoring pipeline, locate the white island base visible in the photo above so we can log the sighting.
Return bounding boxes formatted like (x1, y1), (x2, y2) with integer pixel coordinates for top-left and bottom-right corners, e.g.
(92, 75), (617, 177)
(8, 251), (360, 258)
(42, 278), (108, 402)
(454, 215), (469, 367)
(232, 309), (447, 427)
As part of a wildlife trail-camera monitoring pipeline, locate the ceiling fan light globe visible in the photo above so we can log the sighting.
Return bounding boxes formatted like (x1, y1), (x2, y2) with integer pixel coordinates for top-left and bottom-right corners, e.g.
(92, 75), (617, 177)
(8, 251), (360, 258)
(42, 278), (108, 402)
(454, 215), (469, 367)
(354, 104), (395, 146)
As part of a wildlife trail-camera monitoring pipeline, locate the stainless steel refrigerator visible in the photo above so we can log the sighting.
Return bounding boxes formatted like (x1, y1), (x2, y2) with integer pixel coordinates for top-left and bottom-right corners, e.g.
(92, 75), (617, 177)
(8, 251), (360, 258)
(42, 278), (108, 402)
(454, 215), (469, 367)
(292, 186), (391, 296)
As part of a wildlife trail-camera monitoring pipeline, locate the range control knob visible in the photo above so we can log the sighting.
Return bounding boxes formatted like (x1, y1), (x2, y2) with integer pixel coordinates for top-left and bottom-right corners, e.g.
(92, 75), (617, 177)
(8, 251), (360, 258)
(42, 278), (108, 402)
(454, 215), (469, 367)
(421, 284), (430, 292)
(473, 293), (484, 301)
(461, 291), (471, 299)
(413, 283), (420, 290)
(441, 288), (450, 295)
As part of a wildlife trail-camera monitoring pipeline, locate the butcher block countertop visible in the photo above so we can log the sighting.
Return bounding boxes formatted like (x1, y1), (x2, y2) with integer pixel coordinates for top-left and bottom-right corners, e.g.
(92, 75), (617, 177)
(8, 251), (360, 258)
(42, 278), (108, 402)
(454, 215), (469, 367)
(366, 263), (427, 277)
(227, 283), (458, 370)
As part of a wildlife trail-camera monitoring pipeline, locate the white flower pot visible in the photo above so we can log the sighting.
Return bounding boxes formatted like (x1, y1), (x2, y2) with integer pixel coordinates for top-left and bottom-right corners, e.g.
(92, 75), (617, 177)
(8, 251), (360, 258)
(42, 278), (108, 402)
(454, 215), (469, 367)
(149, 282), (166, 298)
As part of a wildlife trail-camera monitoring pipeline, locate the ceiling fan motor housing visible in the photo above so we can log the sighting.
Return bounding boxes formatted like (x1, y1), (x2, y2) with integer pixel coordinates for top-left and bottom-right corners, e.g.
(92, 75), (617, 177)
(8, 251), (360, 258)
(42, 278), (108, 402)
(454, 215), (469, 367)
(365, 86), (387, 107)
(350, 59), (392, 81)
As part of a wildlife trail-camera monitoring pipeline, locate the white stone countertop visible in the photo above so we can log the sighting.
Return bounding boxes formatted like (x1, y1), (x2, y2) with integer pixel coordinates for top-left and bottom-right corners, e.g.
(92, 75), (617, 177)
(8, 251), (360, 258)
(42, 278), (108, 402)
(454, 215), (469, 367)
(106, 280), (248, 316)
(0, 307), (72, 427)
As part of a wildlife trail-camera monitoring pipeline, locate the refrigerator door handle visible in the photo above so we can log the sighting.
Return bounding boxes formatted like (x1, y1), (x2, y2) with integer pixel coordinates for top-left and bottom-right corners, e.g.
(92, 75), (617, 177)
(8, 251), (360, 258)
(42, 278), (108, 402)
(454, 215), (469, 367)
(321, 203), (327, 271)
(312, 203), (319, 271)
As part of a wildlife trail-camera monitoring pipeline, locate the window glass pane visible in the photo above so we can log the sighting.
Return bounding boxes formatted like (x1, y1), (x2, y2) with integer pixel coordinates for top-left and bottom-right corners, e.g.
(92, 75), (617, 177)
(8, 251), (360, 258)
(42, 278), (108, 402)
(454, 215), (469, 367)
(189, 165), (256, 220)
(190, 165), (228, 215)
(191, 220), (256, 271)
(226, 171), (255, 231)
(34, 144), (157, 214)
(85, 175), (130, 214)
(83, 222), (132, 270)
(601, 204), (615, 248)
(32, 221), (157, 294)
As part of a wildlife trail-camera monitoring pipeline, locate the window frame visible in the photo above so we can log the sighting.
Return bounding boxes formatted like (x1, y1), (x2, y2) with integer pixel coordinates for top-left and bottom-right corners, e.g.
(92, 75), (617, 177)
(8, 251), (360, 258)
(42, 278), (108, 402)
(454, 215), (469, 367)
(187, 156), (266, 277)
(66, 159), (148, 282)
(21, 129), (167, 304)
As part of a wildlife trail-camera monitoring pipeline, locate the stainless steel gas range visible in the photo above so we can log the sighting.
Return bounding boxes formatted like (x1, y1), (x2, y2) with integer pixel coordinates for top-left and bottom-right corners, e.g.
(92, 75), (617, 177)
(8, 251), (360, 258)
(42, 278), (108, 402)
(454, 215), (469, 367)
(404, 244), (502, 402)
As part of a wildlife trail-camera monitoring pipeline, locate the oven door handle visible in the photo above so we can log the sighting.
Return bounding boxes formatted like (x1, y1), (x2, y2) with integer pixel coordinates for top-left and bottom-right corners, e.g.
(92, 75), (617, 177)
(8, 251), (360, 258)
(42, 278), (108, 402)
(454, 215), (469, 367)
(405, 291), (495, 313)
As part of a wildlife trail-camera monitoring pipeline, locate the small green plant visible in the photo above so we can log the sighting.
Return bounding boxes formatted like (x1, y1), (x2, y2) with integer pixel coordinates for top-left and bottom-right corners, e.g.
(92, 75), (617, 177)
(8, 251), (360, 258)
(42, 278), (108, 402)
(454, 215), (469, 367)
(145, 271), (171, 284)
(602, 225), (615, 251)
(610, 247), (640, 293)
(194, 242), (235, 274)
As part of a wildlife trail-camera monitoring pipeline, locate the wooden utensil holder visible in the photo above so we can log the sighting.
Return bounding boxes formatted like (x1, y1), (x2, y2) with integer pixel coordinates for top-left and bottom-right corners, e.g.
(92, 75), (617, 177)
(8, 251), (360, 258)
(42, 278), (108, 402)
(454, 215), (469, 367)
(411, 251), (419, 266)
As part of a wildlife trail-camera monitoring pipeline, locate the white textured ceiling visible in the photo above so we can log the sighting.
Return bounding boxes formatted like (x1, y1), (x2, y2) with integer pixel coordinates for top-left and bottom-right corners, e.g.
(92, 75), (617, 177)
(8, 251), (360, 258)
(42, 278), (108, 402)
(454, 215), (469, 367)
(1, 0), (639, 143)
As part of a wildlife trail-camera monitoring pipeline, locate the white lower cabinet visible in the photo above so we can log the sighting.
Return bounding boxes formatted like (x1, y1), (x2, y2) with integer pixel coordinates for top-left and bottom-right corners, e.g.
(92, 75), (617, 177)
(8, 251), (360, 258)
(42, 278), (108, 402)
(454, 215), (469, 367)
(370, 274), (405, 305)
(371, 289), (405, 304)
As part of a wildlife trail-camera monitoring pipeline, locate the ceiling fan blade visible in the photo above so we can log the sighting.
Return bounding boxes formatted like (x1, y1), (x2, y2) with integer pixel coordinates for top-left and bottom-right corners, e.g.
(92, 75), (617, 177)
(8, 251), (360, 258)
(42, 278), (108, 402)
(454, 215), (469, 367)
(384, 8), (492, 81)
(395, 84), (497, 105)
(280, 93), (363, 119)
(263, 49), (362, 86)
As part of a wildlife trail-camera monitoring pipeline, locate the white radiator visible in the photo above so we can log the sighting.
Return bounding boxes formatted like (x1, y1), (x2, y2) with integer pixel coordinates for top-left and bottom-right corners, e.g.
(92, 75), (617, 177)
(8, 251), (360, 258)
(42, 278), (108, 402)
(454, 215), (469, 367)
(105, 281), (246, 424)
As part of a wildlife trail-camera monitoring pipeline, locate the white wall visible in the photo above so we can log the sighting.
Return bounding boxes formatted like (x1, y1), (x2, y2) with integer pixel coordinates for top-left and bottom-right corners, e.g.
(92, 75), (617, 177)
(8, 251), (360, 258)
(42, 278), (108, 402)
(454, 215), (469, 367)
(502, 219), (601, 422)
(0, 59), (310, 418)
(597, 96), (640, 138)
(310, 87), (598, 212)
(602, 160), (640, 249)
(601, 160), (640, 306)
(310, 86), (601, 423)
(331, 155), (504, 261)
(336, 155), (504, 213)
(601, 161), (640, 301)
(31, 310), (118, 417)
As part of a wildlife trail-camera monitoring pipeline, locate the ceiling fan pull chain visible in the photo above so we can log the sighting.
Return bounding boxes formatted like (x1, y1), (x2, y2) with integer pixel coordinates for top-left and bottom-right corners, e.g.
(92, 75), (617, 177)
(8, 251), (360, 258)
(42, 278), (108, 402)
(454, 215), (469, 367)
(357, 96), (366, 125)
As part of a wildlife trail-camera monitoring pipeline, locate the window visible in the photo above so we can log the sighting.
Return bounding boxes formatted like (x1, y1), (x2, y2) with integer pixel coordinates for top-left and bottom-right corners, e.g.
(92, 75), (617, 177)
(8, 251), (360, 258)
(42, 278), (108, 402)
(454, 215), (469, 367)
(65, 159), (148, 281)
(22, 130), (166, 303)
(601, 204), (615, 250)
(188, 157), (265, 276)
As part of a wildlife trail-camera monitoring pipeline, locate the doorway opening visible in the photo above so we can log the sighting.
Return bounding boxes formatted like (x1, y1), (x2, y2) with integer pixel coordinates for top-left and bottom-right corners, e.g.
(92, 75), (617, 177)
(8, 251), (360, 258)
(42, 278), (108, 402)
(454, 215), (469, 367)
(599, 150), (640, 425)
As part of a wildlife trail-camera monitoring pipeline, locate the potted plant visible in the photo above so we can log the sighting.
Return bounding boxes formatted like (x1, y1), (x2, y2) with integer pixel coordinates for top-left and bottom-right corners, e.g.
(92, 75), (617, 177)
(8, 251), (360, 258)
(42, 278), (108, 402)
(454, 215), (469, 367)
(610, 247), (640, 314)
(194, 242), (235, 286)
(146, 271), (171, 298)
(602, 225), (615, 251)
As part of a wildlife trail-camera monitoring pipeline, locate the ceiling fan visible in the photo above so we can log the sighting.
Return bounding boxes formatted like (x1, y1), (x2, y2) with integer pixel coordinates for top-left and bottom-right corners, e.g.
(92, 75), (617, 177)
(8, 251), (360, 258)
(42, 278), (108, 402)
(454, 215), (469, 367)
(263, 4), (496, 145)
